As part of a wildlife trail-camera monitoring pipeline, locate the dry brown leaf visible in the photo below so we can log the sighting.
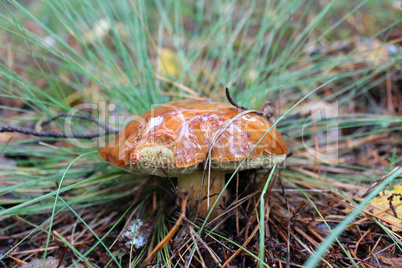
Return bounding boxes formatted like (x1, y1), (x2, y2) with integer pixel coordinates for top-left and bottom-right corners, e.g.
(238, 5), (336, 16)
(378, 255), (402, 268)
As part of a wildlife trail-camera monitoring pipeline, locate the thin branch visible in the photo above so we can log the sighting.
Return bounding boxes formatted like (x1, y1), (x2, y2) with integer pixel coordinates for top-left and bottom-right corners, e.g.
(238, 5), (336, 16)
(1, 112), (120, 139)
(225, 87), (263, 115)
(0, 125), (118, 139)
(40, 112), (109, 129)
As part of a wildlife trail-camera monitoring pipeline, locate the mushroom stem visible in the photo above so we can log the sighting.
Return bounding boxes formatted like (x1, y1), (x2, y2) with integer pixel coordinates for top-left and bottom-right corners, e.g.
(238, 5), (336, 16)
(177, 171), (229, 220)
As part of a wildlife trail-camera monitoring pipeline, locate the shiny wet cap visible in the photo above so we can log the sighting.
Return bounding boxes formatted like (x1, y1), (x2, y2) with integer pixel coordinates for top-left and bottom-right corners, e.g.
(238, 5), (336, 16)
(99, 99), (289, 177)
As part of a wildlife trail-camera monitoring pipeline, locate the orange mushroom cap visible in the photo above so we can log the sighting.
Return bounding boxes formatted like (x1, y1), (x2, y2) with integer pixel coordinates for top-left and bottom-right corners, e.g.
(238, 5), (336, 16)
(98, 99), (288, 176)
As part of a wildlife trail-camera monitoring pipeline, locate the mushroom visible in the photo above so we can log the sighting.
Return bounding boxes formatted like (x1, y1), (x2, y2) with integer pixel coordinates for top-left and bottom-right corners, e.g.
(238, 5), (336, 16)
(98, 99), (288, 220)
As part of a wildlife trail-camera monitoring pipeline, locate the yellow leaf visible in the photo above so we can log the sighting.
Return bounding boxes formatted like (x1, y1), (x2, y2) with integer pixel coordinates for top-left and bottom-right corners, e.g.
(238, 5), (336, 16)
(158, 48), (182, 78)
(369, 185), (402, 231)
